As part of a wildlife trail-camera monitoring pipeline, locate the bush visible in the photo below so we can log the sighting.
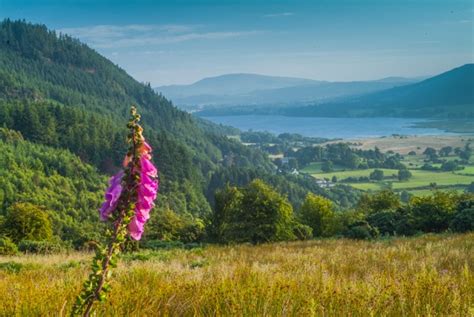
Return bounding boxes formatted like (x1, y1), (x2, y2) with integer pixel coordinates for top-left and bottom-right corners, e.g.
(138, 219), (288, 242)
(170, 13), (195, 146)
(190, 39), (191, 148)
(292, 223), (313, 240)
(212, 180), (296, 244)
(299, 193), (334, 237)
(450, 208), (474, 233)
(344, 221), (379, 240)
(369, 169), (384, 181)
(18, 240), (65, 254)
(141, 240), (184, 250)
(397, 169), (412, 181)
(0, 237), (18, 255)
(367, 210), (399, 236)
(410, 192), (458, 232)
(2, 203), (52, 243)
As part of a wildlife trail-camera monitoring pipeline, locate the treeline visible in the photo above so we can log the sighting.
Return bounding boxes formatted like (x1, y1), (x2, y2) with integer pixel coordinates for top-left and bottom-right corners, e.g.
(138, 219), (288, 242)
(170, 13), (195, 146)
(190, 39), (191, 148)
(209, 180), (473, 243)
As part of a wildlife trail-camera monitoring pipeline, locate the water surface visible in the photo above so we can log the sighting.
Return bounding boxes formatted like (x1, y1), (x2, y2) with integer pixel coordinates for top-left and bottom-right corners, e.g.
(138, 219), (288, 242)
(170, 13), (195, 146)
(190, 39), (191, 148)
(201, 115), (455, 139)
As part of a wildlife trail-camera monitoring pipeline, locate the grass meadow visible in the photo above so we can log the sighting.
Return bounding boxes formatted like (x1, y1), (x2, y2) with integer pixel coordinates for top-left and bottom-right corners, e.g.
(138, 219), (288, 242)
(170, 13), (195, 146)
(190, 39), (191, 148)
(308, 167), (473, 192)
(0, 233), (473, 316)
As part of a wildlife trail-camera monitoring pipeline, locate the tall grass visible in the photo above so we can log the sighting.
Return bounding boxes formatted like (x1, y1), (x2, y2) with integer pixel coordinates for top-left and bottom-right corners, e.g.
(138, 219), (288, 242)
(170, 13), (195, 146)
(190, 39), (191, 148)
(0, 233), (472, 316)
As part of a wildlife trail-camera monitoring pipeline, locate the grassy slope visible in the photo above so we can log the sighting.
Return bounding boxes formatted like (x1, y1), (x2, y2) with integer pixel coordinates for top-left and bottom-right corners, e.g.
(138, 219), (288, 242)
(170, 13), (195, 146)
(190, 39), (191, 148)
(0, 234), (472, 315)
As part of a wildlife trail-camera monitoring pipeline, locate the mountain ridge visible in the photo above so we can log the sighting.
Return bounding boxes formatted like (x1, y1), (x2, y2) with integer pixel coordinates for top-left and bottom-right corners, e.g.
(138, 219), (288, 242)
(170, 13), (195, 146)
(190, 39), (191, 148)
(283, 63), (474, 118)
(156, 73), (421, 109)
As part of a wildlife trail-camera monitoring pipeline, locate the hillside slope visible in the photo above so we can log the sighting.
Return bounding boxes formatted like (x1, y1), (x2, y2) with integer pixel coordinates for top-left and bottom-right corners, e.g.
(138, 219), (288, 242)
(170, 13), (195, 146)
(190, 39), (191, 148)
(284, 64), (474, 118)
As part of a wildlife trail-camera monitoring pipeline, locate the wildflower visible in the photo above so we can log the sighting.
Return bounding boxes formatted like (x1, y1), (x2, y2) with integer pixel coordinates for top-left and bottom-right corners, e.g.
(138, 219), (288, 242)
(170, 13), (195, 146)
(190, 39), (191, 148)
(99, 171), (124, 221)
(72, 106), (158, 316)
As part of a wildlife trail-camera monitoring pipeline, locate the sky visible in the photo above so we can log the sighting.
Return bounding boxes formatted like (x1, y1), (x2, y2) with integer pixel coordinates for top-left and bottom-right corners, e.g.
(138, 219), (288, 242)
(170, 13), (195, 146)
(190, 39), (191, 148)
(0, 0), (473, 86)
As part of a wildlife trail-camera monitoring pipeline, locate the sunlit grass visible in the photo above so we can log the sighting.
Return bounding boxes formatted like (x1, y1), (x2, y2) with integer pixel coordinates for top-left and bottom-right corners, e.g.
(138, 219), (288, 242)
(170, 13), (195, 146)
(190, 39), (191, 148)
(0, 234), (472, 316)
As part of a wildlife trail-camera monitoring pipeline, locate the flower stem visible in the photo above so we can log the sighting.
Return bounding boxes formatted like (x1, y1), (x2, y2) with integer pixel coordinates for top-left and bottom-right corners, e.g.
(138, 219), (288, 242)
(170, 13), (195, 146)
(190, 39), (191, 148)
(71, 107), (142, 316)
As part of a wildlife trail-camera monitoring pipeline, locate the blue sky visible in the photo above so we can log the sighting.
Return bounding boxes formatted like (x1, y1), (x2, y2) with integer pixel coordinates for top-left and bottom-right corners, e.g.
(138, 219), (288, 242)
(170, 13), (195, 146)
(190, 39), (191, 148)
(1, 0), (472, 85)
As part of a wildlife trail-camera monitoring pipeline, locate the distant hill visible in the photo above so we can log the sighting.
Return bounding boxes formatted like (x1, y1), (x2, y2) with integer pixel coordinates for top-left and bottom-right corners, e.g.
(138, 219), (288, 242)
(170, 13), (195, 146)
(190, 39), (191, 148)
(284, 64), (474, 118)
(156, 73), (321, 98)
(157, 73), (419, 109)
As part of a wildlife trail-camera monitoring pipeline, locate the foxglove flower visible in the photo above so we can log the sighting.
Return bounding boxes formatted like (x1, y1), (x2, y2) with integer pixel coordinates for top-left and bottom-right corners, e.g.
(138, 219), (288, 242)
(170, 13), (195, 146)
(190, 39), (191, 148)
(99, 171), (124, 221)
(99, 128), (158, 240)
(73, 107), (159, 316)
(128, 143), (159, 240)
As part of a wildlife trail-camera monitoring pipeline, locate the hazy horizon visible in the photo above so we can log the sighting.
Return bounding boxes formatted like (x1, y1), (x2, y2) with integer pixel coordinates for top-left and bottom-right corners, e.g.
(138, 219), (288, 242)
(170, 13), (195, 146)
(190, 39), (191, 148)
(1, 0), (472, 85)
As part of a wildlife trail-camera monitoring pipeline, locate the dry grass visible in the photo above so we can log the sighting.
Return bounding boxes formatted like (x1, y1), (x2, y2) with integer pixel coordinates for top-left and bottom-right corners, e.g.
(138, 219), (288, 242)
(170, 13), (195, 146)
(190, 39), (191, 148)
(324, 135), (471, 155)
(0, 234), (473, 316)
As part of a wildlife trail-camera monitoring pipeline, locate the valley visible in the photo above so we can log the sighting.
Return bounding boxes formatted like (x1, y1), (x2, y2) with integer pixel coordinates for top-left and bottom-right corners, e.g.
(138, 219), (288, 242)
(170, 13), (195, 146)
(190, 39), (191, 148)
(0, 11), (472, 316)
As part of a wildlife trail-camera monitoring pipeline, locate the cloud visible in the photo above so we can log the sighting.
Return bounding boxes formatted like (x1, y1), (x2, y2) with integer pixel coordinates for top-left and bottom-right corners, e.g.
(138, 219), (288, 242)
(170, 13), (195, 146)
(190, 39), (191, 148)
(58, 24), (262, 49)
(263, 12), (294, 18)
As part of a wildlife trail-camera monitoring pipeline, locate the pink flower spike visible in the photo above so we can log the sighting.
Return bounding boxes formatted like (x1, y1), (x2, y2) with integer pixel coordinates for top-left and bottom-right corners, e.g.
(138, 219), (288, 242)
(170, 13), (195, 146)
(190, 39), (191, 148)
(140, 141), (152, 155)
(128, 216), (145, 240)
(99, 171), (124, 221)
(140, 156), (157, 177)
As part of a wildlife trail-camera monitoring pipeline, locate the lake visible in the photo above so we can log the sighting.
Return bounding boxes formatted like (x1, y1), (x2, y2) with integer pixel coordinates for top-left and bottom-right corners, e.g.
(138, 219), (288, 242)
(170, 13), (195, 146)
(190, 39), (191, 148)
(201, 115), (456, 139)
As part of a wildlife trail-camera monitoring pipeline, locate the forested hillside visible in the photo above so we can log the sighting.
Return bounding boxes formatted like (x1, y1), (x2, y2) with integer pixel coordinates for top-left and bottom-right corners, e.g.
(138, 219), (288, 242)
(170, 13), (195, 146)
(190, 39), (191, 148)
(0, 20), (360, 246)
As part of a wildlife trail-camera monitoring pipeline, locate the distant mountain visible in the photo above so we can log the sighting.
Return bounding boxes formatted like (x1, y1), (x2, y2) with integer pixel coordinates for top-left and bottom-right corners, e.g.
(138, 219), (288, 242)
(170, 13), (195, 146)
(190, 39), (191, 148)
(283, 64), (474, 118)
(157, 74), (419, 109)
(156, 73), (321, 99)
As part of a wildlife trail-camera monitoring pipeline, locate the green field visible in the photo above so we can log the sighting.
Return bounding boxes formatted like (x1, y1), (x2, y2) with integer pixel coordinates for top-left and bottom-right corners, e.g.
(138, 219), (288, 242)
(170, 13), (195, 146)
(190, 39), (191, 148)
(312, 168), (398, 180)
(300, 162), (345, 174)
(456, 165), (474, 175)
(391, 170), (473, 190)
(310, 167), (474, 192)
(0, 234), (472, 316)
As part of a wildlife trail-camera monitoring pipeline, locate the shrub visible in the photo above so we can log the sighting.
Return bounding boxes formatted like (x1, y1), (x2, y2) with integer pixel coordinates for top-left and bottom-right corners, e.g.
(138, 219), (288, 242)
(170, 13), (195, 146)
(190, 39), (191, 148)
(357, 190), (401, 214)
(369, 169), (384, 181)
(397, 169), (412, 181)
(367, 210), (398, 235)
(292, 223), (313, 240)
(18, 240), (64, 254)
(212, 180), (296, 244)
(344, 221), (379, 240)
(410, 192), (458, 232)
(0, 236), (18, 255)
(141, 240), (184, 250)
(450, 208), (474, 233)
(2, 203), (52, 243)
(299, 193), (334, 237)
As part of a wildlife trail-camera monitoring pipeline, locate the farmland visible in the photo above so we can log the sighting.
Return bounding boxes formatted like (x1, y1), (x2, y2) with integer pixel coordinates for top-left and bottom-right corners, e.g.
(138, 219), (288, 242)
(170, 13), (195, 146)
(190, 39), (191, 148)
(301, 135), (474, 194)
(305, 167), (474, 192)
(0, 234), (472, 316)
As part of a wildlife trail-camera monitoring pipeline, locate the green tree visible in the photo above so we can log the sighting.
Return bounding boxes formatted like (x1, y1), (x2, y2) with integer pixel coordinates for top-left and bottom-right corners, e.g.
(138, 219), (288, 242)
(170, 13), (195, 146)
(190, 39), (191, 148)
(239, 180), (295, 243)
(212, 180), (295, 243)
(397, 168), (412, 181)
(439, 146), (452, 156)
(450, 208), (474, 233)
(299, 193), (335, 237)
(2, 202), (53, 242)
(370, 169), (384, 181)
(410, 192), (458, 232)
(357, 190), (401, 214)
(321, 160), (333, 172)
(467, 182), (474, 193)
